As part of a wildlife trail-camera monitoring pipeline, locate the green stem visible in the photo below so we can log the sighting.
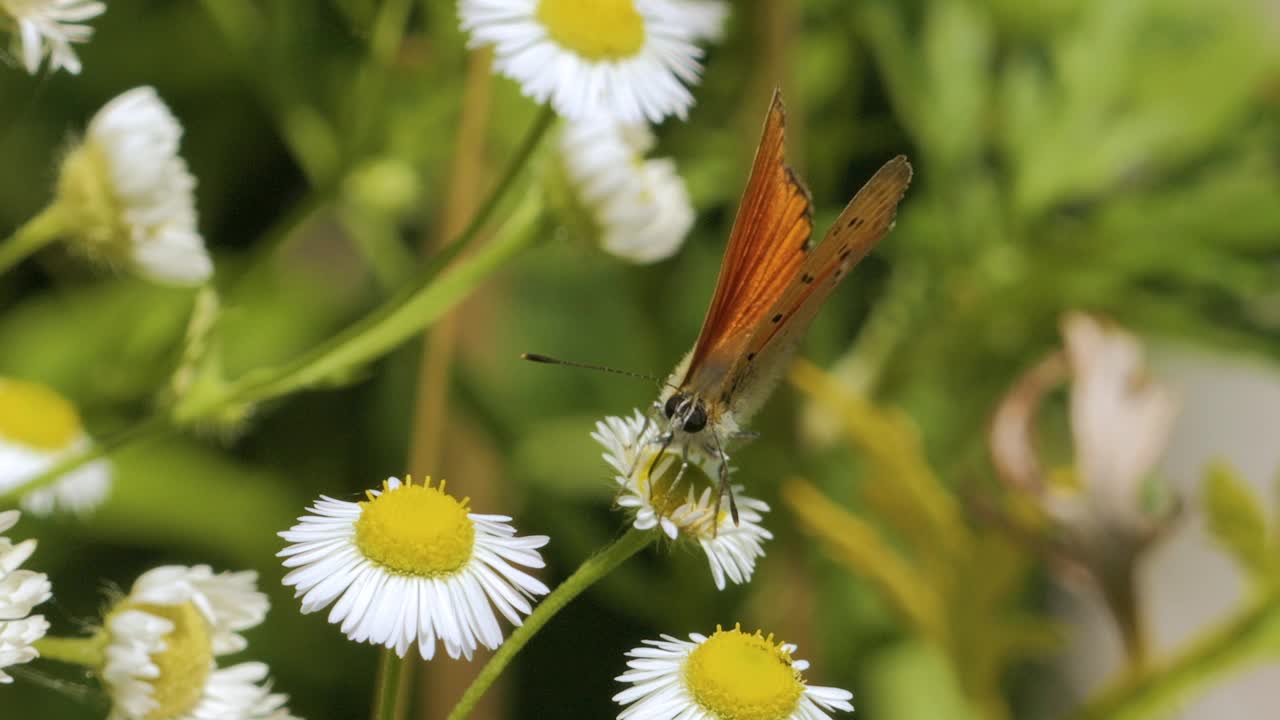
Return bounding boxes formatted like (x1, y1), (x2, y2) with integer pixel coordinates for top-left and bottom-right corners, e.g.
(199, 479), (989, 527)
(372, 647), (407, 720)
(0, 414), (171, 507)
(33, 633), (107, 668)
(216, 183), (547, 408)
(9, 106), (555, 501)
(175, 104), (554, 418)
(445, 529), (654, 720)
(347, 0), (415, 157)
(1067, 594), (1280, 720)
(0, 206), (67, 275)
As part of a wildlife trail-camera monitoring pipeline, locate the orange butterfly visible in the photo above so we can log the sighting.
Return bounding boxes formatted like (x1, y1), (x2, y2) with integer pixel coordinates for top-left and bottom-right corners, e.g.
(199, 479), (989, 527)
(656, 90), (913, 521)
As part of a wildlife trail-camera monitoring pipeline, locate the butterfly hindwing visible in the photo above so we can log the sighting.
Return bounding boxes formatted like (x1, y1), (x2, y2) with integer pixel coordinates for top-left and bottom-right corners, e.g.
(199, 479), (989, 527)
(723, 155), (914, 422)
(679, 90), (813, 396)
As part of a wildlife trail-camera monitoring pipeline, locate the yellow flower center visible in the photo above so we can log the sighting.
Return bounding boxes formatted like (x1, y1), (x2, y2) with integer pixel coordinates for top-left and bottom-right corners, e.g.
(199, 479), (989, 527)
(639, 448), (713, 520)
(536, 0), (646, 61)
(118, 601), (214, 720)
(684, 626), (806, 720)
(355, 478), (476, 577)
(0, 378), (83, 451)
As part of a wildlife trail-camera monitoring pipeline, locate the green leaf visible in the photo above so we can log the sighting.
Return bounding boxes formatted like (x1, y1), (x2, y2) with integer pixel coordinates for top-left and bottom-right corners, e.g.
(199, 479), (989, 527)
(1203, 461), (1275, 584)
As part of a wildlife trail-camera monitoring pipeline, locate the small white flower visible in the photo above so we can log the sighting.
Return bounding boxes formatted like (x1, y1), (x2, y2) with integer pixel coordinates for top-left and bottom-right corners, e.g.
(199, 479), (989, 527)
(0, 377), (112, 515)
(101, 565), (295, 720)
(559, 118), (694, 263)
(614, 625), (853, 720)
(460, 0), (728, 124)
(278, 476), (550, 661)
(0, 0), (104, 74)
(56, 86), (212, 286)
(592, 410), (773, 589)
(0, 510), (51, 683)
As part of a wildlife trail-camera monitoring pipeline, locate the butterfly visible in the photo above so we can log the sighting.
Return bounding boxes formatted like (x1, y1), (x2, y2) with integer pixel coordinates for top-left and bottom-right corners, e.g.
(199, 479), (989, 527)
(654, 90), (913, 523)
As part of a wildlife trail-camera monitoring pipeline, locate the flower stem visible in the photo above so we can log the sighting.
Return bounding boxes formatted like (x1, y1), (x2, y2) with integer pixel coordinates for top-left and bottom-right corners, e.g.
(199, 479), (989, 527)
(33, 633), (107, 668)
(176, 104), (555, 416)
(373, 647), (408, 720)
(445, 529), (654, 720)
(220, 182), (547, 407)
(0, 413), (171, 507)
(0, 206), (67, 275)
(1067, 593), (1280, 720)
(6, 106), (555, 504)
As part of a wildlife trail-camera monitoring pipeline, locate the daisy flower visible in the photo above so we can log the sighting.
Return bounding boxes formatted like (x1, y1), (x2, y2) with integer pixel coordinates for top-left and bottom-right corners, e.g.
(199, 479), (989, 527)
(614, 625), (853, 720)
(278, 476), (550, 661)
(100, 565), (296, 720)
(55, 86), (212, 286)
(558, 118), (694, 263)
(0, 377), (112, 515)
(0, 510), (51, 683)
(592, 411), (773, 590)
(0, 0), (104, 74)
(459, 0), (729, 124)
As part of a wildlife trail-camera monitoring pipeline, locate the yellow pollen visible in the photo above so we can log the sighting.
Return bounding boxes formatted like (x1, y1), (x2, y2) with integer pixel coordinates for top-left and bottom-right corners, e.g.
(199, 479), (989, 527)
(0, 378), (84, 450)
(117, 601), (214, 720)
(355, 477), (475, 577)
(640, 449), (711, 521)
(536, 0), (646, 60)
(684, 625), (805, 720)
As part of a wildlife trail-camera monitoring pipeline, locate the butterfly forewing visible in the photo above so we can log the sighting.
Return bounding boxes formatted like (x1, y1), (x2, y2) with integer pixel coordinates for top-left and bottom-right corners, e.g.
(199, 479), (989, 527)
(722, 155), (914, 421)
(679, 91), (813, 394)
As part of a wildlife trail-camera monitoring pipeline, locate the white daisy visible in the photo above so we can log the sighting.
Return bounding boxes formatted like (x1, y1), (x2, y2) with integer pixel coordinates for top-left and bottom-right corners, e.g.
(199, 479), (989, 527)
(278, 476), (551, 661)
(0, 510), (51, 683)
(559, 118), (694, 263)
(0, 377), (112, 515)
(614, 625), (854, 720)
(592, 410), (773, 590)
(100, 565), (296, 720)
(459, 0), (729, 124)
(0, 0), (104, 74)
(56, 86), (212, 286)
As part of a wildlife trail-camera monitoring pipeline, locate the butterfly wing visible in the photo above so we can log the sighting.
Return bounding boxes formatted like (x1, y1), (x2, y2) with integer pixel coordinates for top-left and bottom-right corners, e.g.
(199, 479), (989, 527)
(721, 155), (914, 422)
(678, 90), (813, 396)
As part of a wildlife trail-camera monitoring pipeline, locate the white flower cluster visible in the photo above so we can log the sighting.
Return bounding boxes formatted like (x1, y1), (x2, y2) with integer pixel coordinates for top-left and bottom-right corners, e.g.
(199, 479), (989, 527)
(0, 511), (50, 683)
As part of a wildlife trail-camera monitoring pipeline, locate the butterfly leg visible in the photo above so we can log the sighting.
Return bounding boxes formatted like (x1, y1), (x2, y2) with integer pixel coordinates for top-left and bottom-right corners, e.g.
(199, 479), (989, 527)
(646, 430), (675, 486)
(710, 432), (739, 529)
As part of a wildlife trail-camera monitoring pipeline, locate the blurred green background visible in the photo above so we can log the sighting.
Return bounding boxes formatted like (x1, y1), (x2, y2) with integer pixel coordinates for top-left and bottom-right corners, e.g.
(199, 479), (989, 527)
(2, 0), (1280, 718)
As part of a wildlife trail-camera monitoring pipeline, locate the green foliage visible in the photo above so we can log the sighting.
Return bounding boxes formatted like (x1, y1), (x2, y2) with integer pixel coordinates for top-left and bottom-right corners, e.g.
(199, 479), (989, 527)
(1204, 462), (1278, 586)
(787, 361), (1059, 720)
(1, 0), (1279, 718)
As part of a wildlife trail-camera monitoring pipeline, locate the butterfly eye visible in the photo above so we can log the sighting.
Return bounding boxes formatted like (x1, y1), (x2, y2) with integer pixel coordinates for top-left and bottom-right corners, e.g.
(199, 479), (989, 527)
(663, 394), (682, 419)
(683, 404), (707, 433)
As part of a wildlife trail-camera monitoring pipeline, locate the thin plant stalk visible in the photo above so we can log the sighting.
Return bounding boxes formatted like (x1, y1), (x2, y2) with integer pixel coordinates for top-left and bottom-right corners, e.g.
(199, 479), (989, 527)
(445, 529), (654, 720)
(373, 648), (407, 720)
(411, 46), (497, 720)
(1, 107), (554, 508)
(0, 206), (66, 275)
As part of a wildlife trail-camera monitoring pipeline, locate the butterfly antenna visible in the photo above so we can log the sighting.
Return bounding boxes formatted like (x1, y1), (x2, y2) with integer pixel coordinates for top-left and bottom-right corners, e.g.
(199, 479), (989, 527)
(521, 353), (668, 385)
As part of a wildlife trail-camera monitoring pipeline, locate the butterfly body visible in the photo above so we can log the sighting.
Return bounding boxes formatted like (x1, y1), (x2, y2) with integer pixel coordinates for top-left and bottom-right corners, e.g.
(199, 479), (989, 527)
(654, 90), (913, 520)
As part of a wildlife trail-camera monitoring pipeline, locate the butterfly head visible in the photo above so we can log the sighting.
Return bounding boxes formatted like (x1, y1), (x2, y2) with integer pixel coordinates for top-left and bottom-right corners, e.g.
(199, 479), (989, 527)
(663, 392), (708, 434)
